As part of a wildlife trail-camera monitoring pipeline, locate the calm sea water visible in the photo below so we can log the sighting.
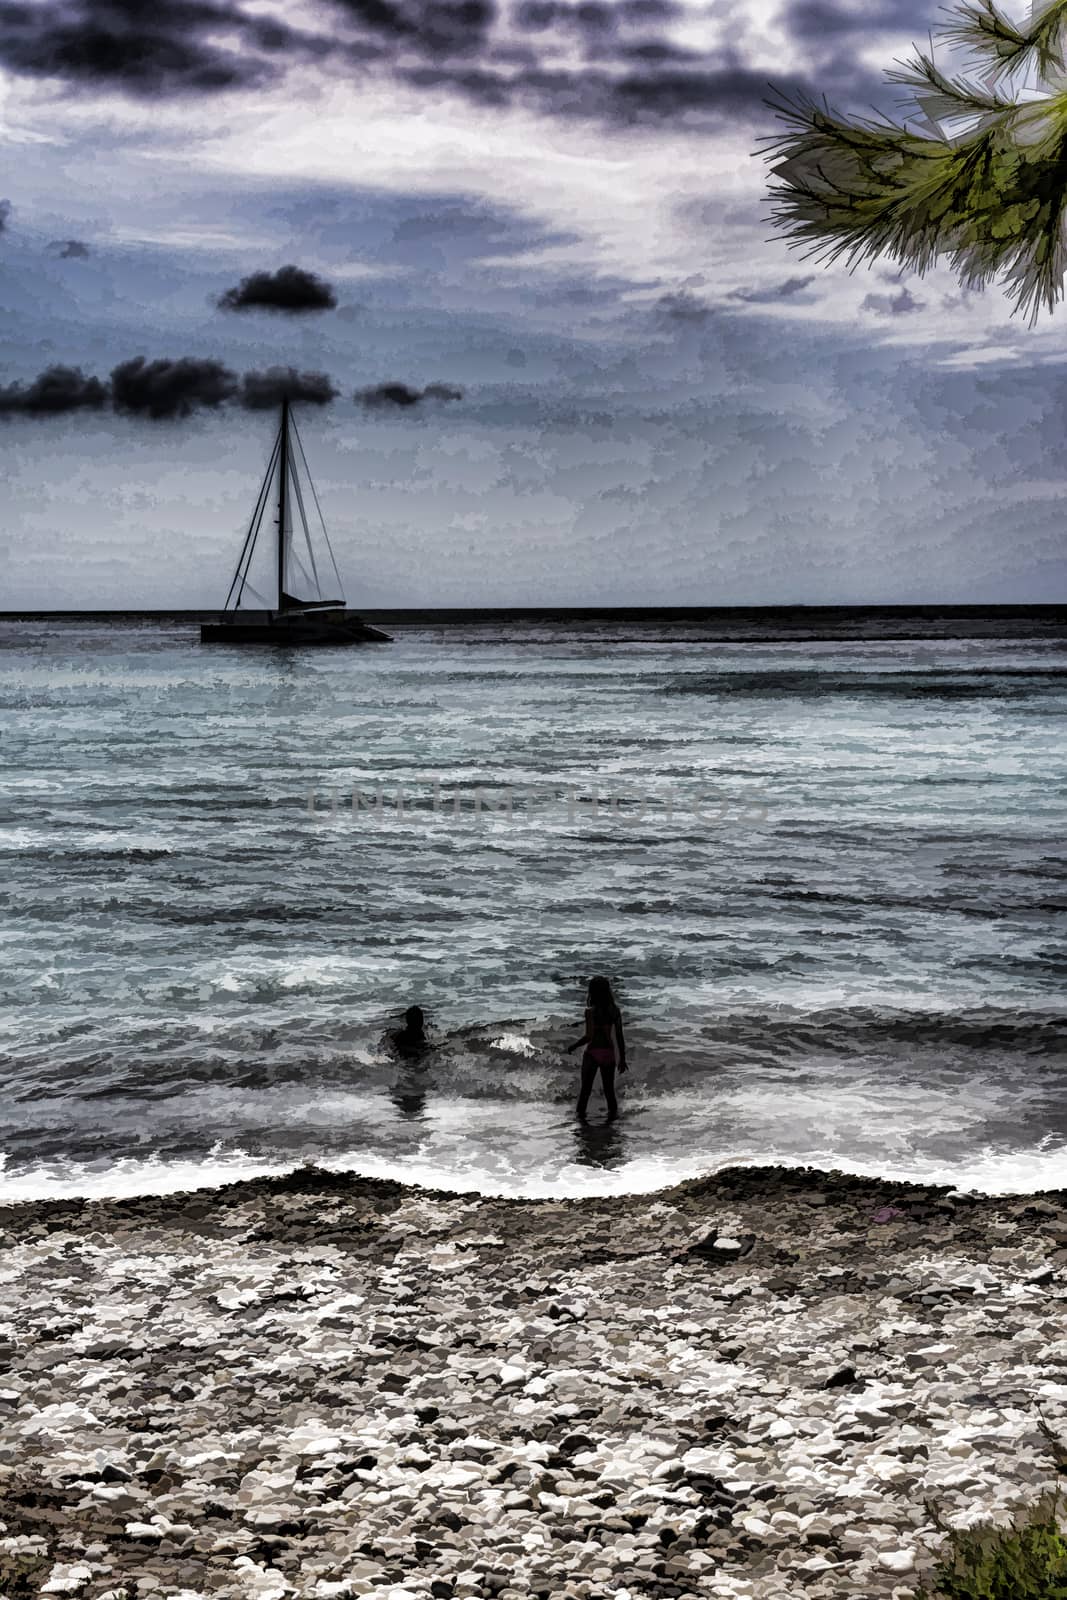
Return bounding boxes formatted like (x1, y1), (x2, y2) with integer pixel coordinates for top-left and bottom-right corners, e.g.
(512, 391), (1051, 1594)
(1, 611), (1065, 1200)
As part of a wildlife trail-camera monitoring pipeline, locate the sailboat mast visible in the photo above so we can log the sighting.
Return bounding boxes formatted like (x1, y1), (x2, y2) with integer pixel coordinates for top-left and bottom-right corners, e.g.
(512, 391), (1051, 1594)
(277, 397), (289, 610)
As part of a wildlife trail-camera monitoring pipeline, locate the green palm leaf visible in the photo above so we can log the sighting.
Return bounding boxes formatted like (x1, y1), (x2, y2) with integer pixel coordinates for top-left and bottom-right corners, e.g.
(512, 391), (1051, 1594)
(886, 48), (1020, 123)
(764, 0), (1067, 320)
(944, 0), (1067, 75)
(942, 0), (1036, 71)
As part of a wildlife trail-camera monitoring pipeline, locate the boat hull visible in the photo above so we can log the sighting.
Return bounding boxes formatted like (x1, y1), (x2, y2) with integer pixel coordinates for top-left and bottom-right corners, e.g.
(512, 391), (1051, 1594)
(200, 612), (391, 646)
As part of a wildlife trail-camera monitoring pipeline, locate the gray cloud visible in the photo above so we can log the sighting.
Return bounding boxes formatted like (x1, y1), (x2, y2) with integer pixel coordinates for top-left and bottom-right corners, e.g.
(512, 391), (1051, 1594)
(0, 199), (11, 234)
(218, 264), (338, 314)
(111, 356), (239, 419)
(730, 274), (816, 303)
(49, 237), (91, 258)
(240, 367), (339, 409)
(0, 364), (107, 415)
(861, 286), (924, 317)
(358, 381), (464, 408)
(656, 289), (714, 323)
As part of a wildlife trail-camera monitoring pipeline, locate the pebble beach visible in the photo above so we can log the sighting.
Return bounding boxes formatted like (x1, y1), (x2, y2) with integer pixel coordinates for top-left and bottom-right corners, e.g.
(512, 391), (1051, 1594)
(3, 1163), (1066, 1600)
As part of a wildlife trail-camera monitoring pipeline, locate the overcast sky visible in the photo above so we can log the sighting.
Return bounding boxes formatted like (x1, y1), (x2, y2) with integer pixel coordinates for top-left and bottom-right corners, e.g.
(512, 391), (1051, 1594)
(1, 0), (1065, 607)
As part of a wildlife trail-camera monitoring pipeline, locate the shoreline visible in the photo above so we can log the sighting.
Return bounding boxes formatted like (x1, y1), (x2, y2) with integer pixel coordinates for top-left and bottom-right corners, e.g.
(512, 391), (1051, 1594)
(3, 1162), (1067, 1598)
(1, 1155), (1066, 1215)
(1, 1152), (1065, 1215)
(3, 1157), (1066, 1245)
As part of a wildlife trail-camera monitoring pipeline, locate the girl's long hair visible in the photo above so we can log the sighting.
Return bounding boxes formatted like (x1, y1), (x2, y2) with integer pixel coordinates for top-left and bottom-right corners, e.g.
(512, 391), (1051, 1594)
(586, 974), (616, 1016)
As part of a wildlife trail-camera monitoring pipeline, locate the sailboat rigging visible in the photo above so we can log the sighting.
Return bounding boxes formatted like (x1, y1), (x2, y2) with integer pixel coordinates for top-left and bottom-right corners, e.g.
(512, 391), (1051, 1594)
(200, 399), (390, 645)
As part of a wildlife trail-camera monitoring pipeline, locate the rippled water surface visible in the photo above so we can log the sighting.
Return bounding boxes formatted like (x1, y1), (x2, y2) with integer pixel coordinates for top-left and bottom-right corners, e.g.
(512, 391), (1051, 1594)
(1, 611), (1064, 1198)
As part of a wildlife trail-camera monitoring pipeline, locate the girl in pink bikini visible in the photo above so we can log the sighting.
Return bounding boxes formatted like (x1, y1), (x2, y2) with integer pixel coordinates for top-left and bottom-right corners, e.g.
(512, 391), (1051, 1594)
(567, 975), (628, 1120)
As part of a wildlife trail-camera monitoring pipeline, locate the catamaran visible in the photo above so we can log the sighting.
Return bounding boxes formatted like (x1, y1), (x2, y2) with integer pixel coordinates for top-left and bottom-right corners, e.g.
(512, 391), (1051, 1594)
(200, 399), (391, 645)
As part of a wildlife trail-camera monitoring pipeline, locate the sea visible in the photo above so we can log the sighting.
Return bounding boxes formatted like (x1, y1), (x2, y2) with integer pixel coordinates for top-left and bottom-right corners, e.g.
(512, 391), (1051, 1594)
(1, 607), (1064, 1204)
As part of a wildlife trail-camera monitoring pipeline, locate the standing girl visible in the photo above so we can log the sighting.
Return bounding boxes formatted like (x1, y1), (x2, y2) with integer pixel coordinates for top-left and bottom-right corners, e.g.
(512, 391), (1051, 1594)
(568, 975), (627, 1119)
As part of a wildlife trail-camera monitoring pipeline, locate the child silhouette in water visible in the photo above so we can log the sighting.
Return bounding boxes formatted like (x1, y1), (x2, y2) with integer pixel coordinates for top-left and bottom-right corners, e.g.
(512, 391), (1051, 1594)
(391, 1005), (429, 1060)
(567, 975), (627, 1119)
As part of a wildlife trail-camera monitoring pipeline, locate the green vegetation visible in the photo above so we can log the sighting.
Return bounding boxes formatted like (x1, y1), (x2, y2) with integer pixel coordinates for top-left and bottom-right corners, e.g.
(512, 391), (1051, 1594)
(922, 1496), (1067, 1600)
(0, 1548), (52, 1598)
(764, 0), (1067, 320)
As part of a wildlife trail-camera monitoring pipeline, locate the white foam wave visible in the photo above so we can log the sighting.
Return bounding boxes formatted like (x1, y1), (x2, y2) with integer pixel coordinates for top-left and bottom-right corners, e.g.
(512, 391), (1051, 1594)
(487, 1032), (538, 1056)
(1, 1142), (1065, 1206)
(0, 1148), (293, 1204)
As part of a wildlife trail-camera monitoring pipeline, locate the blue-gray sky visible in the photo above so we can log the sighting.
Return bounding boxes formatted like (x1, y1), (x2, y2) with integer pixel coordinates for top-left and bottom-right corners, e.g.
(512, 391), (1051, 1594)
(1, 0), (1065, 605)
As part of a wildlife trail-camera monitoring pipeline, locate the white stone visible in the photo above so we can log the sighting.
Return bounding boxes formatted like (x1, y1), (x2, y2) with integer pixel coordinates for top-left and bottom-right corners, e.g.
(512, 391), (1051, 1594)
(41, 1564), (94, 1594)
(877, 1550), (916, 1574)
(439, 1466), (483, 1488)
(233, 1556), (292, 1589)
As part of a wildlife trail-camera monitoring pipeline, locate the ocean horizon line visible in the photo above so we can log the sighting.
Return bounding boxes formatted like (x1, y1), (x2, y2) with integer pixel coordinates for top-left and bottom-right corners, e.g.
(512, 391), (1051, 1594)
(2, 602), (1066, 623)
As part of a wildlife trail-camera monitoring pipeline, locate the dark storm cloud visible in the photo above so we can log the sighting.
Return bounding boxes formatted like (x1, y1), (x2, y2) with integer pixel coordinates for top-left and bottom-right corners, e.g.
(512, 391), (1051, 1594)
(619, 0), (678, 20)
(358, 381), (464, 408)
(0, 364), (107, 415)
(218, 265), (338, 314)
(396, 59), (826, 122)
(516, 0), (615, 35)
(240, 367), (339, 409)
(111, 355), (239, 419)
(0, 0), (899, 124)
(611, 64), (790, 118)
(730, 274), (816, 303)
(0, 356), (351, 422)
(861, 286), (924, 316)
(332, 0), (495, 54)
(49, 237), (91, 257)
(0, 0), (298, 93)
(783, 0), (929, 40)
(328, 0), (839, 123)
(0, 199), (11, 233)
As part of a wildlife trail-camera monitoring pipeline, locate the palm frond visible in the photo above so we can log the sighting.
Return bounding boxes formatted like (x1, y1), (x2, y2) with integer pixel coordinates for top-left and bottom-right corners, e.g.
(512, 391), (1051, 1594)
(942, 0), (1067, 77)
(941, 0), (1033, 71)
(887, 46), (1020, 125)
(978, 94), (1067, 318)
(764, 90), (1067, 320)
(1027, 0), (1067, 73)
